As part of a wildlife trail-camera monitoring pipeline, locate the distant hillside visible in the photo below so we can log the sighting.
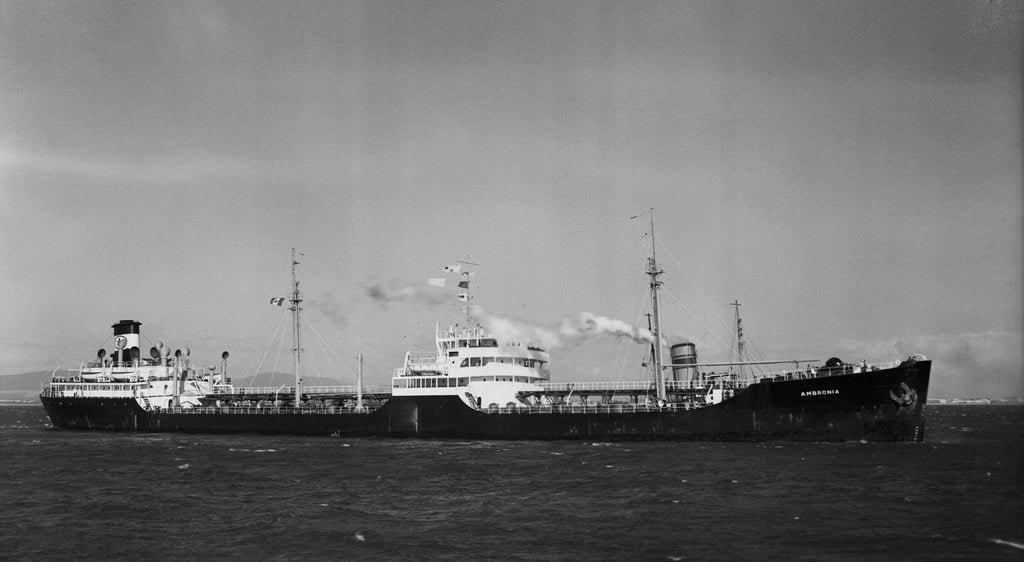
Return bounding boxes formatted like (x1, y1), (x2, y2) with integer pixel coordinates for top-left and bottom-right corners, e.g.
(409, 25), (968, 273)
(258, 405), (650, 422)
(0, 371), (50, 403)
(0, 371), (51, 392)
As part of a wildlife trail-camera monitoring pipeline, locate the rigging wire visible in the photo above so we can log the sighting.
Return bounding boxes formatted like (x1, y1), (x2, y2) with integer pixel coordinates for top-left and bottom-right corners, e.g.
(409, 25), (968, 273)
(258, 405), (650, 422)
(652, 233), (770, 365)
(547, 338), (587, 370)
(654, 235), (735, 335)
(617, 264), (653, 382)
(268, 311), (289, 388)
(659, 286), (733, 354)
(746, 338), (770, 376)
(599, 220), (653, 382)
(295, 314), (330, 387)
(545, 219), (655, 382)
(299, 309), (358, 383)
(243, 308), (290, 384)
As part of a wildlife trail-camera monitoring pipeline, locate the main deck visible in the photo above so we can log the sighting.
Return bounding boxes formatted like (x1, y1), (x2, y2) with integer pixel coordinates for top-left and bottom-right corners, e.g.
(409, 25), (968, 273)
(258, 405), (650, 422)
(43, 360), (905, 406)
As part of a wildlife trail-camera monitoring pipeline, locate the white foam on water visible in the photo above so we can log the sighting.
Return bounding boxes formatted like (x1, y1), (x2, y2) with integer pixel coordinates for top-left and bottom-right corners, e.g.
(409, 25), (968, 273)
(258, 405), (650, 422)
(991, 539), (1024, 551)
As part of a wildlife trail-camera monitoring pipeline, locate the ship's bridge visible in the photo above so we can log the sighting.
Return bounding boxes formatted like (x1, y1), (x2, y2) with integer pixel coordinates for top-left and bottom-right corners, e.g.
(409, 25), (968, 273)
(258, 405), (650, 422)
(391, 323), (550, 407)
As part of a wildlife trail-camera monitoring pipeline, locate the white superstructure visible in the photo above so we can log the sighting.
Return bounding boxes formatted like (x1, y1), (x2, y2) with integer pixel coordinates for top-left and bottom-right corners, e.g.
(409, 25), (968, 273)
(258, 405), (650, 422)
(42, 319), (223, 410)
(392, 323), (550, 409)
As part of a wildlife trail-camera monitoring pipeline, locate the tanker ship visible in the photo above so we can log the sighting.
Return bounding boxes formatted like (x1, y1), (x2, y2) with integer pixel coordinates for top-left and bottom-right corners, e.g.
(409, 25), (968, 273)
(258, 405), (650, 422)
(41, 225), (931, 441)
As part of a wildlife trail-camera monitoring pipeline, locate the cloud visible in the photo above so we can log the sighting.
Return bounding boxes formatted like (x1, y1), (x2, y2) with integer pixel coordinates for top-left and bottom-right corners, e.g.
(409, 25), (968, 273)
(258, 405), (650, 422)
(835, 331), (1023, 399)
(0, 146), (255, 184)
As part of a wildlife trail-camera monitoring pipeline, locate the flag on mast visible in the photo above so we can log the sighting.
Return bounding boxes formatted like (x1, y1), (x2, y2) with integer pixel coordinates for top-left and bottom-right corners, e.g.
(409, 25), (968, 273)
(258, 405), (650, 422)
(427, 278), (447, 288)
(270, 297), (286, 306)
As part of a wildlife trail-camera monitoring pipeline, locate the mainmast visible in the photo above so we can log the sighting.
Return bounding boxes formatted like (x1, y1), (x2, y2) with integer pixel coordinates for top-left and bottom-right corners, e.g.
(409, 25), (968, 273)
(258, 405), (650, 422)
(647, 210), (666, 402)
(291, 248), (303, 406)
(730, 300), (745, 379)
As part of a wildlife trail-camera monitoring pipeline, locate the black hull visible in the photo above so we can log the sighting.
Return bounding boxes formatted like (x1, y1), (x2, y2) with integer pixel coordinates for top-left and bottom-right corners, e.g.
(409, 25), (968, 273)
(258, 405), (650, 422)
(41, 360), (930, 442)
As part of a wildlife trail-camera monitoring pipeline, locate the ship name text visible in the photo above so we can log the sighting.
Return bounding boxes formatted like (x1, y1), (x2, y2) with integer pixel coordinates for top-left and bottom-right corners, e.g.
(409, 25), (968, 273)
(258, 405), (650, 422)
(800, 389), (840, 397)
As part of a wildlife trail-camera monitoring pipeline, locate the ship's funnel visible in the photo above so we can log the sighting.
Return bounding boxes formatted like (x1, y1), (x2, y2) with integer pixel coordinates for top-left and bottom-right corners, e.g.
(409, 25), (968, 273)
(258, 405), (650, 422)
(670, 341), (698, 384)
(111, 320), (142, 353)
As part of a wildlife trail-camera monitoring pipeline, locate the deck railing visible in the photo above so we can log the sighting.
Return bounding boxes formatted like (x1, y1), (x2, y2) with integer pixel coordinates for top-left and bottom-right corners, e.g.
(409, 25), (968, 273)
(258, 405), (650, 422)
(533, 362), (903, 394)
(483, 402), (700, 414)
(217, 385), (393, 396)
(40, 380), (152, 397)
(406, 352), (439, 365)
(153, 405), (382, 415)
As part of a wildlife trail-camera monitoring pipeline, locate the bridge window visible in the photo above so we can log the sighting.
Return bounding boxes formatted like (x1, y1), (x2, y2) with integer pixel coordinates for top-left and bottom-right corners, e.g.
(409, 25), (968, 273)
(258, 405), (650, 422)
(480, 339), (497, 347)
(469, 357), (481, 367)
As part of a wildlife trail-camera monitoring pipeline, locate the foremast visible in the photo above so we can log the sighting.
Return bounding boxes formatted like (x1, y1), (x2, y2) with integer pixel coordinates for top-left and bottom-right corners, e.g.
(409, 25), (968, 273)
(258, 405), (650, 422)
(291, 248), (303, 405)
(647, 210), (667, 402)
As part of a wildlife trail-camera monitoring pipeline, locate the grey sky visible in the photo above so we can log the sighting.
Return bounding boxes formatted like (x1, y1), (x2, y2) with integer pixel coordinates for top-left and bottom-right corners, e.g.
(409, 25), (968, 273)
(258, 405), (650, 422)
(1, 1), (1020, 398)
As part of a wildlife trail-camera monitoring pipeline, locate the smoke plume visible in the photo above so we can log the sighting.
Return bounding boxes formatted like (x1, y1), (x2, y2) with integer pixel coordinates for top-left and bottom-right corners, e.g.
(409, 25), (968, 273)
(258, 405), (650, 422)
(476, 308), (656, 350)
(362, 280), (448, 307)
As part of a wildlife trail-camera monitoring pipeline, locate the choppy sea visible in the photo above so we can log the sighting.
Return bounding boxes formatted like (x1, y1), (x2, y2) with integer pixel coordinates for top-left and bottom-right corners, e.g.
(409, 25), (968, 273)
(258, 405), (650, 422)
(1, 404), (1022, 561)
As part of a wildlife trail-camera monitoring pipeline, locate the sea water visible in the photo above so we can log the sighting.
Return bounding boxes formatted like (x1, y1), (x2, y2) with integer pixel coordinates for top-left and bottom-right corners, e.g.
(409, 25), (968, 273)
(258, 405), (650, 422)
(1, 404), (1021, 561)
